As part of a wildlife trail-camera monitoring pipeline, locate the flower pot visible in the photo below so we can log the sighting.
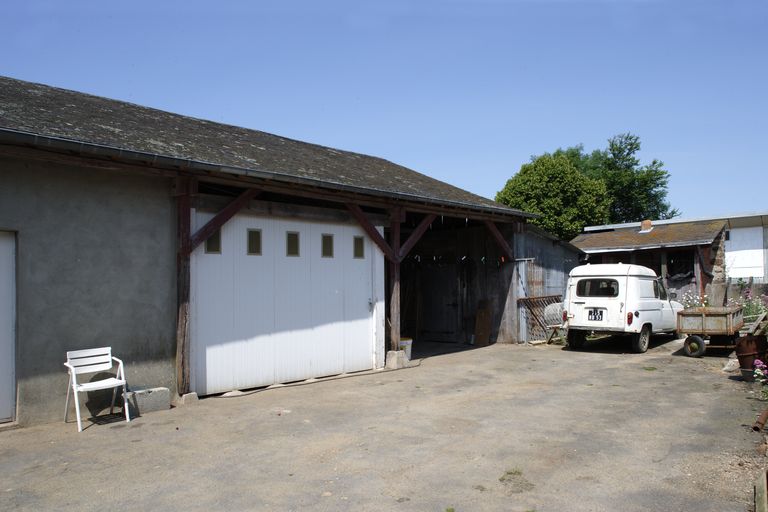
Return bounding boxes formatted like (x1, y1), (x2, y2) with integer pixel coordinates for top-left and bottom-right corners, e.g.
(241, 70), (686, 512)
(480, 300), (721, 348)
(736, 335), (768, 381)
(398, 338), (413, 360)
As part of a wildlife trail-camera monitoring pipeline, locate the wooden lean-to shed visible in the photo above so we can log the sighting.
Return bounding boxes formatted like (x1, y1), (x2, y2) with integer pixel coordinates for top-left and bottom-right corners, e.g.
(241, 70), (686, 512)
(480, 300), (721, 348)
(0, 76), (545, 425)
(571, 219), (727, 299)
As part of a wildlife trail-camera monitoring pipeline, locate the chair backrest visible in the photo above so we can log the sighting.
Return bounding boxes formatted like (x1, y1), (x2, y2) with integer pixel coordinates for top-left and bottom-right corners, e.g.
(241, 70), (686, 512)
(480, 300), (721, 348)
(66, 347), (114, 375)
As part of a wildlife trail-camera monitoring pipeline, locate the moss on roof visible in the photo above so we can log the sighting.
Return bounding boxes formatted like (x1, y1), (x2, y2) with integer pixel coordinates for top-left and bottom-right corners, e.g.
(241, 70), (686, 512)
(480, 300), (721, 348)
(0, 76), (529, 218)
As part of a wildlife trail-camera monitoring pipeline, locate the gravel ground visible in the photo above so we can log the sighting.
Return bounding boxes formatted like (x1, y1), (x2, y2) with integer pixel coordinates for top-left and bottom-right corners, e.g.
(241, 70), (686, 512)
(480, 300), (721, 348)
(1, 335), (766, 511)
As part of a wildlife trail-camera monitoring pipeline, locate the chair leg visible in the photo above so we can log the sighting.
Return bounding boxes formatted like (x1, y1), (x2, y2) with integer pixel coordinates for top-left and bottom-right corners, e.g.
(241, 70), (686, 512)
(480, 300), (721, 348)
(123, 385), (131, 423)
(110, 387), (117, 415)
(64, 377), (72, 424)
(73, 389), (83, 433)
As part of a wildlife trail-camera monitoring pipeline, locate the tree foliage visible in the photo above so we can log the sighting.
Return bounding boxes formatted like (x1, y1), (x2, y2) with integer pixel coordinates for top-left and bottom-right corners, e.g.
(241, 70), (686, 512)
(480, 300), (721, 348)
(547, 134), (679, 223)
(496, 133), (679, 240)
(495, 154), (611, 240)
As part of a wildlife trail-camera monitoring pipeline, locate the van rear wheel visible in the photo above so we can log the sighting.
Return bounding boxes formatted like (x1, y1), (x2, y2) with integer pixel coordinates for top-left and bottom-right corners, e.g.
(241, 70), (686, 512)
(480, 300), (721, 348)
(632, 325), (651, 353)
(567, 330), (586, 350)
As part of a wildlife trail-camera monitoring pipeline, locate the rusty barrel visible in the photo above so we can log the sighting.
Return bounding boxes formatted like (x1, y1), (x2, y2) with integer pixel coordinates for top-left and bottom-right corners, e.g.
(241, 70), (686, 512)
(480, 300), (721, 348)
(736, 335), (768, 382)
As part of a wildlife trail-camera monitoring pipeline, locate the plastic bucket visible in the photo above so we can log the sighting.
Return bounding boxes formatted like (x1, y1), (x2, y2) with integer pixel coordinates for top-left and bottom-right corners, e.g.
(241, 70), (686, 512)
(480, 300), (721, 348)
(398, 338), (413, 360)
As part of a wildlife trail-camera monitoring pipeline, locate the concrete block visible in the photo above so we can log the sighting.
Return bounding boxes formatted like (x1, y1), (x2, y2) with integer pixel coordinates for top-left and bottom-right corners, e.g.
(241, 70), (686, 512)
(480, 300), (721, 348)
(386, 350), (407, 369)
(125, 387), (171, 416)
(179, 392), (199, 405)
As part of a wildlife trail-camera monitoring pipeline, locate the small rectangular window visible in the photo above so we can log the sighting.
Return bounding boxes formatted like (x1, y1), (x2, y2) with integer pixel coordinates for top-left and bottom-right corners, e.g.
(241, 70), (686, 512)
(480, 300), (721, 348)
(247, 229), (262, 255)
(205, 229), (221, 254)
(321, 234), (334, 258)
(353, 236), (365, 259)
(286, 231), (300, 257)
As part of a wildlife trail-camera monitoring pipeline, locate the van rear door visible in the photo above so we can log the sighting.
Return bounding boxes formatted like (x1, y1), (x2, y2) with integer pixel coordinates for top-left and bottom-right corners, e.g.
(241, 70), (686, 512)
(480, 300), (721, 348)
(571, 277), (624, 330)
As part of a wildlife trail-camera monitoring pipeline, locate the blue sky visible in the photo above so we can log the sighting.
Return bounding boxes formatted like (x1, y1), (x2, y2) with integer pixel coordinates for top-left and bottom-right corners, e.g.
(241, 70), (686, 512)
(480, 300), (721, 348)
(2, 0), (766, 219)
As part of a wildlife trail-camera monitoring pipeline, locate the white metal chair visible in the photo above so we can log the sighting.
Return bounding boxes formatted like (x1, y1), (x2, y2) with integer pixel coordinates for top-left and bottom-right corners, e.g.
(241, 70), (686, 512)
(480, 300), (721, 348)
(64, 347), (130, 432)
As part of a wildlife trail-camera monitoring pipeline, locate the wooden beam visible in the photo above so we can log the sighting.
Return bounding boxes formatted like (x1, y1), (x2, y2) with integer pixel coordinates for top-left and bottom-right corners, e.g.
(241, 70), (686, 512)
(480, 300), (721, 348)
(484, 220), (514, 260)
(195, 194), (389, 226)
(346, 204), (397, 263)
(398, 214), (436, 261)
(175, 177), (192, 396)
(198, 173), (523, 223)
(390, 209), (402, 352)
(186, 188), (260, 254)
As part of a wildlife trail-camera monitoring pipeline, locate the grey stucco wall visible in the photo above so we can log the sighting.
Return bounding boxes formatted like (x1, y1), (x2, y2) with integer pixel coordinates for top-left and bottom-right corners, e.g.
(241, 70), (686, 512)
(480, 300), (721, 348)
(0, 155), (176, 426)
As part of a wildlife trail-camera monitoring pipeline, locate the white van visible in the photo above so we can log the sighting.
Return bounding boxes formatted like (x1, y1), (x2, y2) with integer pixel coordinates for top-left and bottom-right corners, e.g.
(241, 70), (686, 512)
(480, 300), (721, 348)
(563, 263), (683, 353)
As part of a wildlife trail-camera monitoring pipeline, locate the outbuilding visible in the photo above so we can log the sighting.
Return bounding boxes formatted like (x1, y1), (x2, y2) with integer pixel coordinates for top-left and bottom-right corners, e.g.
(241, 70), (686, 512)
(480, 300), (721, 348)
(0, 76), (574, 427)
(572, 214), (768, 303)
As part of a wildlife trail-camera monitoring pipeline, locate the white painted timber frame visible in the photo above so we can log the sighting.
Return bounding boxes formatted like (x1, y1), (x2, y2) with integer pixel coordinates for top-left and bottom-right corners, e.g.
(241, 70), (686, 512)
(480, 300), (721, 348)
(190, 210), (385, 395)
(0, 232), (15, 422)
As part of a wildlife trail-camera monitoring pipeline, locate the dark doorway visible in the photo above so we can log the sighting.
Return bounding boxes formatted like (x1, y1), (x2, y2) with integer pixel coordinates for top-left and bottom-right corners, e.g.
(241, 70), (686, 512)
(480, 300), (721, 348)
(419, 260), (461, 342)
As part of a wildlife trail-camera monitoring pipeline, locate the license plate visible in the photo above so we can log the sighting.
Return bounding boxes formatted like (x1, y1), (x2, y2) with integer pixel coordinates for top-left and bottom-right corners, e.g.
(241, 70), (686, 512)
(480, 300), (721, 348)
(587, 309), (603, 321)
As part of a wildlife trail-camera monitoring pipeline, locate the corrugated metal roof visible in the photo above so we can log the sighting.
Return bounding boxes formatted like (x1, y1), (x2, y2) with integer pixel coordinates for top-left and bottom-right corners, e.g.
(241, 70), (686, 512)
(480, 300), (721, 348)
(0, 76), (532, 219)
(584, 212), (768, 231)
(571, 220), (726, 253)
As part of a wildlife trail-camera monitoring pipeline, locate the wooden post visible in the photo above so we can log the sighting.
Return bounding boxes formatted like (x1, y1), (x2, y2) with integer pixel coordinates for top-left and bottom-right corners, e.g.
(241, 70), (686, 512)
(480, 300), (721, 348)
(660, 250), (668, 289)
(693, 247), (703, 297)
(175, 177), (192, 396)
(390, 209), (402, 352)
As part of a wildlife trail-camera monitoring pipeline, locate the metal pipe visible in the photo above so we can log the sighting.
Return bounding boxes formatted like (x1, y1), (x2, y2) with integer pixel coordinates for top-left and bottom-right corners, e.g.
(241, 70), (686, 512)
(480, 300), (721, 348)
(753, 410), (768, 431)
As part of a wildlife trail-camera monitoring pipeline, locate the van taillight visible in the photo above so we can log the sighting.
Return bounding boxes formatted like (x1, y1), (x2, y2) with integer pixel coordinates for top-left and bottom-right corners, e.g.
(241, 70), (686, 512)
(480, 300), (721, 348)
(627, 312), (633, 326)
(562, 310), (568, 322)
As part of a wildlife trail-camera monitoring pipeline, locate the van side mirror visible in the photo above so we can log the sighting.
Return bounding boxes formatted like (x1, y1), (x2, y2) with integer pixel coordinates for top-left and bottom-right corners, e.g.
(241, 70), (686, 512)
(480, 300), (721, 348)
(669, 292), (677, 299)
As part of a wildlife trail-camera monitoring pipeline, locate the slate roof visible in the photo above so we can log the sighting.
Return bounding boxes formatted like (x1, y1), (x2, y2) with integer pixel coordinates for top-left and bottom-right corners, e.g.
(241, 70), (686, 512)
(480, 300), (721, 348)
(571, 220), (726, 253)
(0, 76), (530, 218)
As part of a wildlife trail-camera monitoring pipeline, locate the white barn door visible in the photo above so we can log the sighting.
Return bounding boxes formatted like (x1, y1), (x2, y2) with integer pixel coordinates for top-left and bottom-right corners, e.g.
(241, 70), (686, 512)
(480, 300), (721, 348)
(190, 211), (384, 395)
(0, 232), (15, 422)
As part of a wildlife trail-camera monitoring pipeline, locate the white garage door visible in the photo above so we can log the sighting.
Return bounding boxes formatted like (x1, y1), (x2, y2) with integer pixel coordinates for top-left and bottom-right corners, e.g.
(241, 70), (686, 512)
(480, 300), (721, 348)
(190, 211), (384, 395)
(0, 232), (15, 422)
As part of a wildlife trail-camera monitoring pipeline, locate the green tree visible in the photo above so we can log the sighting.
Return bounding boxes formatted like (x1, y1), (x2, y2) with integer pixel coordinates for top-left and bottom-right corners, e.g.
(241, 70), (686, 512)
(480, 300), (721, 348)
(540, 134), (679, 224)
(495, 154), (611, 240)
(597, 133), (679, 222)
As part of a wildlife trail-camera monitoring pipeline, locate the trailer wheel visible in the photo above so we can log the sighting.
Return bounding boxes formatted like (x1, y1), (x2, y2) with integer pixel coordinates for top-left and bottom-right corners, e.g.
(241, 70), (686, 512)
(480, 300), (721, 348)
(632, 325), (651, 353)
(567, 330), (586, 350)
(683, 335), (706, 358)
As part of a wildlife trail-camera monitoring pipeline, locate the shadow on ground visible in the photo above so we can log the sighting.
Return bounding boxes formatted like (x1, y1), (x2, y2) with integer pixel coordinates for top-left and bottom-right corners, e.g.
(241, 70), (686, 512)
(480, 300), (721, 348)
(562, 333), (680, 354)
(410, 339), (481, 359)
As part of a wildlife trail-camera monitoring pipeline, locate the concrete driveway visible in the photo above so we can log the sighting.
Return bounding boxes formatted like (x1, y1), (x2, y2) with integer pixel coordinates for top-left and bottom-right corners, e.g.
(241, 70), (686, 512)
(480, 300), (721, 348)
(1, 337), (766, 511)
